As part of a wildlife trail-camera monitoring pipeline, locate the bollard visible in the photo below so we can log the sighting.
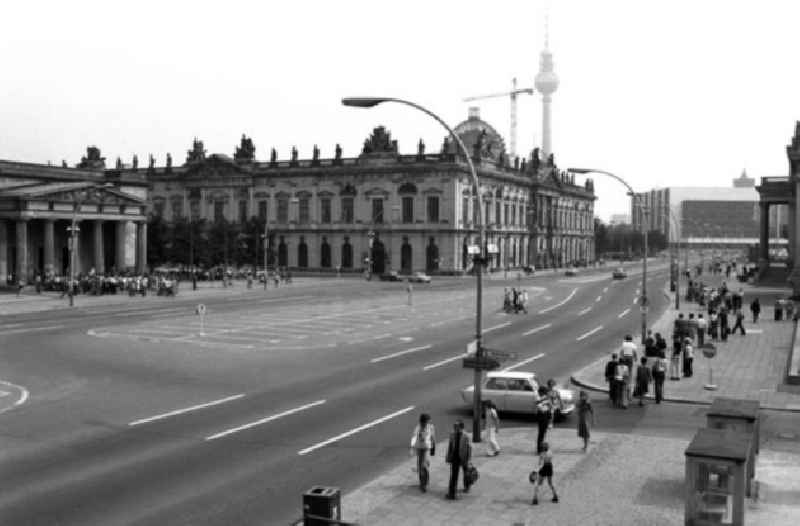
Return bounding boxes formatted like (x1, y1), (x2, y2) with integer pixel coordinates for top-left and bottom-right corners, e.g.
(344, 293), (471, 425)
(302, 486), (341, 526)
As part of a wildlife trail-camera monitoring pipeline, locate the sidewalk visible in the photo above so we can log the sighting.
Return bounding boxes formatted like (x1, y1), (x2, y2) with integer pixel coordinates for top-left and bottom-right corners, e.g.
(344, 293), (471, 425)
(341, 427), (800, 525)
(0, 278), (334, 316)
(571, 282), (800, 411)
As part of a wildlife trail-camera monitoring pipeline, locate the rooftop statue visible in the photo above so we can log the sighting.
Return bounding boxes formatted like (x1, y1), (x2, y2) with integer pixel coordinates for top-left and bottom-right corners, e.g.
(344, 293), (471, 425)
(291, 146), (298, 162)
(116, 157), (122, 169)
(166, 153), (173, 170)
(132, 154), (138, 171)
(312, 144), (320, 160)
(417, 138), (425, 157)
(148, 154), (155, 170)
(77, 146), (106, 169)
(234, 134), (256, 162)
(62, 160), (67, 168)
(186, 138), (206, 164)
(270, 148), (277, 163)
(335, 143), (342, 160)
(362, 126), (397, 154)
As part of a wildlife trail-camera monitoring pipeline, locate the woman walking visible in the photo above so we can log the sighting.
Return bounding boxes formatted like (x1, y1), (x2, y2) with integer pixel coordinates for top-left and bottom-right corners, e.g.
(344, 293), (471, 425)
(531, 442), (559, 505)
(410, 413), (436, 492)
(576, 391), (594, 451)
(484, 400), (501, 456)
(635, 357), (652, 406)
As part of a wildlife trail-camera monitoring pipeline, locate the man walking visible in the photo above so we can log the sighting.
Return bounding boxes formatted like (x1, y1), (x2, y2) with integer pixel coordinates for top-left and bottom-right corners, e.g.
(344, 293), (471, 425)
(604, 353), (619, 406)
(696, 314), (707, 347)
(732, 308), (746, 335)
(484, 401), (500, 456)
(750, 298), (761, 323)
(652, 354), (667, 403)
(687, 313), (698, 344)
(535, 386), (554, 449)
(445, 420), (472, 499)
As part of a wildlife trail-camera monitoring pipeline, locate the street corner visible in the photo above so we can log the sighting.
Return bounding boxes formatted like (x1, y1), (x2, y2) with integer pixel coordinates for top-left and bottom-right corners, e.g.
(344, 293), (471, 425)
(0, 380), (30, 415)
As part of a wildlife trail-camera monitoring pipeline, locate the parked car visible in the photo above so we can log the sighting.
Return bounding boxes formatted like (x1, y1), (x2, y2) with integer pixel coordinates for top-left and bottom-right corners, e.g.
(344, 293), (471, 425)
(564, 268), (578, 277)
(460, 371), (575, 420)
(522, 265), (536, 276)
(612, 267), (627, 279)
(379, 271), (401, 281)
(407, 272), (431, 283)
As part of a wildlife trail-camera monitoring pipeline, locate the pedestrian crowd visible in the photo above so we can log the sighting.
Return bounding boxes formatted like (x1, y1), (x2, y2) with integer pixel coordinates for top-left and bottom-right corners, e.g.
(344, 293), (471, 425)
(409, 379), (589, 507)
(502, 287), (529, 314)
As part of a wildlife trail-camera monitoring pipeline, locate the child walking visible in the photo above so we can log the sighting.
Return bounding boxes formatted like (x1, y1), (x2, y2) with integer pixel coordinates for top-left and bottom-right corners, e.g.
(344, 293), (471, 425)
(532, 442), (559, 505)
(576, 391), (594, 451)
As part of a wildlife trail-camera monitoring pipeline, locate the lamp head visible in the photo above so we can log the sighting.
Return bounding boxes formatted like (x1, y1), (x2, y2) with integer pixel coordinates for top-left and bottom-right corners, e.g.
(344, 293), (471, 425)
(567, 167), (593, 174)
(341, 97), (389, 108)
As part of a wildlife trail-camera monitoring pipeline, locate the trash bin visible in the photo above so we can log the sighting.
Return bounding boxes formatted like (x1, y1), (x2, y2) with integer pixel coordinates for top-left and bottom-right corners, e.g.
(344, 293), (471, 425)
(303, 486), (341, 525)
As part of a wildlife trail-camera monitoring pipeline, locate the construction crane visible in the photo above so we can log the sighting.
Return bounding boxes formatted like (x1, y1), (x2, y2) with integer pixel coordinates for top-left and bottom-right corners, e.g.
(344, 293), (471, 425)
(463, 78), (534, 159)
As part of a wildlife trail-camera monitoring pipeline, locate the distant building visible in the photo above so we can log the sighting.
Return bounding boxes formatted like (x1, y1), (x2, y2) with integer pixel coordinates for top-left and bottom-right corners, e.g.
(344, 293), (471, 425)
(732, 170), (755, 188)
(609, 214), (630, 225)
(132, 111), (596, 274)
(632, 179), (788, 250)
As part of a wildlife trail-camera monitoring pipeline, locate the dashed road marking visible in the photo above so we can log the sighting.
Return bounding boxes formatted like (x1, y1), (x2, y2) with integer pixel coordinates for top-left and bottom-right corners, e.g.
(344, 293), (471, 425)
(523, 323), (551, 336)
(503, 352), (546, 371)
(129, 394), (246, 426)
(618, 308), (630, 318)
(595, 296), (602, 302)
(423, 354), (466, 371)
(207, 399), (326, 441)
(603, 287), (609, 293)
(298, 405), (415, 455)
(483, 322), (511, 334)
(578, 307), (592, 316)
(576, 326), (603, 341)
(0, 325), (65, 335)
(371, 345), (432, 363)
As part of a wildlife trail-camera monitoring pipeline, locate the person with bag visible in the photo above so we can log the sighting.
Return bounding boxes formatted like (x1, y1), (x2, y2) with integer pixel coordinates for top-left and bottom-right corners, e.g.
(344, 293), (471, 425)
(616, 360), (631, 408)
(531, 442), (559, 505)
(696, 314), (707, 347)
(410, 413), (436, 492)
(750, 298), (761, 323)
(483, 401), (501, 457)
(669, 338), (682, 381)
(535, 386), (554, 449)
(445, 420), (472, 500)
(634, 357), (652, 406)
(604, 353), (619, 406)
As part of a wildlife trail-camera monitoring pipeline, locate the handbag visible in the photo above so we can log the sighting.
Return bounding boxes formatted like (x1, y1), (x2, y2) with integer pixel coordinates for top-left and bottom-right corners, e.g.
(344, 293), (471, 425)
(430, 443), (435, 456)
(529, 470), (538, 484)
(466, 463), (479, 485)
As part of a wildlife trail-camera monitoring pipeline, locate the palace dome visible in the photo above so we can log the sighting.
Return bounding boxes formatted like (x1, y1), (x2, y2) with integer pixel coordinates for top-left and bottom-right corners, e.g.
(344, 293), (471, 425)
(448, 107), (507, 161)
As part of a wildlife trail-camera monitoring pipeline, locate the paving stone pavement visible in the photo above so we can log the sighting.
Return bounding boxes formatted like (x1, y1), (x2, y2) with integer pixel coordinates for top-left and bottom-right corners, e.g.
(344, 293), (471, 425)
(341, 427), (800, 525)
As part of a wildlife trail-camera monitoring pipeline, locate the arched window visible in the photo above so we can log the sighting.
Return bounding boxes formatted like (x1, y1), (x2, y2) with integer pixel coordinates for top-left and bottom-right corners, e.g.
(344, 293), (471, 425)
(278, 237), (288, 267)
(341, 237), (353, 268)
(426, 237), (439, 272)
(321, 237), (331, 268)
(298, 236), (308, 268)
(401, 236), (412, 273)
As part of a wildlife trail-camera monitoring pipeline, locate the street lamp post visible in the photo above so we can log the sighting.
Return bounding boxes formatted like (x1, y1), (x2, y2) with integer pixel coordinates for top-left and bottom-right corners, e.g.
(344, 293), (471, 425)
(67, 208), (80, 307)
(262, 213), (269, 290)
(343, 97), (486, 441)
(569, 168), (648, 344)
(366, 229), (375, 280)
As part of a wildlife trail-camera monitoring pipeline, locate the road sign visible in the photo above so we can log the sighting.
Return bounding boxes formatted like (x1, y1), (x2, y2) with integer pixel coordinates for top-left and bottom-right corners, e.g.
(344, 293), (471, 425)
(702, 345), (717, 359)
(462, 354), (501, 371)
(196, 304), (206, 315)
(466, 340), (477, 354)
(487, 243), (499, 254)
(467, 245), (480, 255)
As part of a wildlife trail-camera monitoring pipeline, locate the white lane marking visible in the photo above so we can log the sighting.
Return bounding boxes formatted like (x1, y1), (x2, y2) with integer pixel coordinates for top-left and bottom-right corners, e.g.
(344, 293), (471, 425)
(0, 391), (9, 397)
(747, 329), (763, 334)
(595, 296), (602, 302)
(632, 298), (638, 305)
(129, 394), (246, 426)
(398, 336), (414, 342)
(483, 322), (511, 334)
(503, 352), (546, 371)
(0, 325), (65, 335)
(371, 333), (392, 340)
(523, 323), (552, 336)
(603, 287), (609, 293)
(544, 296), (553, 301)
(423, 354), (466, 371)
(618, 308), (631, 318)
(0, 380), (29, 414)
(576, 326), (603, 341)
(371, 345), (432, 363)
(539, 288), (578, 314)
(578, 307), (592, 316)
(206, 399), (326, 441)
(257, 295), (315, 304)
(298, 405), (415, 455)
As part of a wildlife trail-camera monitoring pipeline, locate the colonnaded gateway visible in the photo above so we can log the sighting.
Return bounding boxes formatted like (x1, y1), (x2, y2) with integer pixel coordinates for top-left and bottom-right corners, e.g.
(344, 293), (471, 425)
(137, 110), (595, 274)
(0, 148), (148, 283)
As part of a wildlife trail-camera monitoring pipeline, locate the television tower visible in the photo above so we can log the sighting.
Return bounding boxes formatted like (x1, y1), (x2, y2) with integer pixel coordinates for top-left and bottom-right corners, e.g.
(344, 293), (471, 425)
(534, 15), (559, 159)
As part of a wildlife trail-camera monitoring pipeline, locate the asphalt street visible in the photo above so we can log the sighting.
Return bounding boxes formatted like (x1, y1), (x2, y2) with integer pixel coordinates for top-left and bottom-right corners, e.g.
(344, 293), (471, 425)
(0, 263), (676, 525)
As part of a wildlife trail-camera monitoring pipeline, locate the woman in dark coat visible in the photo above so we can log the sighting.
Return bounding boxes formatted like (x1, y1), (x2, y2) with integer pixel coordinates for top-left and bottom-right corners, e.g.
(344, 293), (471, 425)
(635, 357), (652, 406)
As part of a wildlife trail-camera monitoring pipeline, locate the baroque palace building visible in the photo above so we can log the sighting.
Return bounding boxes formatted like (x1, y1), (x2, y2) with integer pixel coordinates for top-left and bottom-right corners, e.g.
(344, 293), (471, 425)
(135, 109), (596, 274)
(0, 147), (149, 283)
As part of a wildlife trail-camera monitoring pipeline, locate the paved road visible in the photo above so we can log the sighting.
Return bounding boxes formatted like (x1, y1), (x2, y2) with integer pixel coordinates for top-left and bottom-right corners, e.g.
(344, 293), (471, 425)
(0, 263), (671, 525)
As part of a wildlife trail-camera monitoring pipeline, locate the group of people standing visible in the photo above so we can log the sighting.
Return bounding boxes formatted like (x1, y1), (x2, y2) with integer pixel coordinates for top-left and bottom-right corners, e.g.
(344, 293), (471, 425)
(409, 386), (596, 506)
(502, 287), (529, 314)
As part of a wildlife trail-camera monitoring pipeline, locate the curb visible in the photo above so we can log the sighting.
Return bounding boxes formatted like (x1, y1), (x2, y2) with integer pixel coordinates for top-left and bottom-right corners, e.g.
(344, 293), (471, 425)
(569, 374), (800, 413)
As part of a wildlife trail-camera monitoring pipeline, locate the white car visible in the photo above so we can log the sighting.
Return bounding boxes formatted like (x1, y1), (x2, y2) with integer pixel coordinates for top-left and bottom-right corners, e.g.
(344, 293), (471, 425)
(460, 371), (575, 419)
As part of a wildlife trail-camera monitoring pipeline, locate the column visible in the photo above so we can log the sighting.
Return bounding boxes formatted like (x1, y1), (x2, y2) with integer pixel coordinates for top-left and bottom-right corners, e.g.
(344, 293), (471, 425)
(0, 220), (7, 283)
(93, 220), (105, 274)
(115, 221), (127, 271)
(44, 219), (55, 276)
(136, 221), (147, 274)
(16, 220), (29, 282)
(759, 202), (769, 269)
(70, 221), (81, 276)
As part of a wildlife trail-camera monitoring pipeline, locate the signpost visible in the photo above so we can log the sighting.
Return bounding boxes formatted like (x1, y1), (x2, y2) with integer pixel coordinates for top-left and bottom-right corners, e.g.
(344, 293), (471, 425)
(196, 303), (206, 336)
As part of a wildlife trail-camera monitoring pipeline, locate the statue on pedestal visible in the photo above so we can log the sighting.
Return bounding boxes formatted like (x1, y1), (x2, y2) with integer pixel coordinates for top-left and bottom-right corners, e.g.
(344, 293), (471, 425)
(234, 134), (256, 162)
(417, 139), (425, 157)
(132, 154), (138, 171)
(148, 154), (155, 170)
(335, 143), (342, 160)
(291, 146), (298, 162)
(270, 148), (277, 164)
(116, 157), (122, 169)
(166, 153), (173, 171)
(313, 144), (320, 161)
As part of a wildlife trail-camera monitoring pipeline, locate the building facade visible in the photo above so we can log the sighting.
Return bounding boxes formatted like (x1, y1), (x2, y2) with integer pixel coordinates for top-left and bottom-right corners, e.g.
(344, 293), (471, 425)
(137, 111), (596, 274)
(0, 148), (149, 283)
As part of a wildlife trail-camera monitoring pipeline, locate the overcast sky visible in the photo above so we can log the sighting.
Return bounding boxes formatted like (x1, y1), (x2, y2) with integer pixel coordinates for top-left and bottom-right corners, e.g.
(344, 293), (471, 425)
(2, 0), (799, 220)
